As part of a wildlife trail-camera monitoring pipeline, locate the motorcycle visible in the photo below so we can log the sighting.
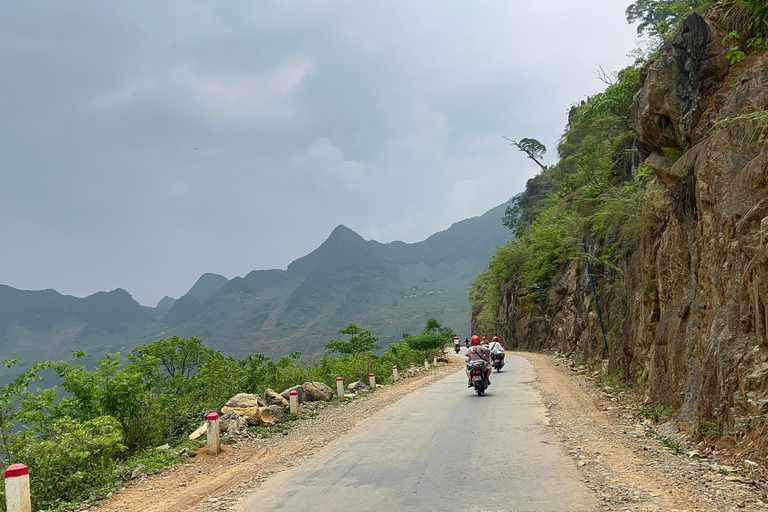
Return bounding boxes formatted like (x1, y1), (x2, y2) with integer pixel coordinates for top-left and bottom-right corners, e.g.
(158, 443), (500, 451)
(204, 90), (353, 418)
(464, 338), (470, 348)
(467, 360), (489, 396)
(491, 352), (505, 372)
(453, 341), (461, 353)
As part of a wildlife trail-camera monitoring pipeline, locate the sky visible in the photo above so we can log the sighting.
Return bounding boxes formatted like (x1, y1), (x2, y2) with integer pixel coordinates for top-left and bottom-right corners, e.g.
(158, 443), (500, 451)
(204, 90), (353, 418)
(1, 0), (639, 307)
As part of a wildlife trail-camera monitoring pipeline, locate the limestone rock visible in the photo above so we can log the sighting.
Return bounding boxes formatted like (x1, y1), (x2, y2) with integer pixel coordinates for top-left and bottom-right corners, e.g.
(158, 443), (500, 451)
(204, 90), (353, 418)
(257, 406), (278, 427)
(304, 381), (333, 402)
(348, 381), (370, 393)
(265, 388), (290, 410)
(268, 404), (286, 423)
(224, 393), (265, 409)
(281, 385), (306, 404)
(188, 423), (207, 440)
(221, 406), (262, 426)
(220, 411), (248, 433)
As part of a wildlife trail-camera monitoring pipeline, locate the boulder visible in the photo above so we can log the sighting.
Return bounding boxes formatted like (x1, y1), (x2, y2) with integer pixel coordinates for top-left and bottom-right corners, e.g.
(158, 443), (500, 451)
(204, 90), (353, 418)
(221, 406), (261, 426)
(220, 411), (249, 433)
(304, 381), (333, 402)
(281, 385), (306, 404)
(256, 406), (278, 427)
(224, 393), (265, 409)
(348, 381), (370, 393)
(265, 388), (290, 410)
(268, 405), (286, 423)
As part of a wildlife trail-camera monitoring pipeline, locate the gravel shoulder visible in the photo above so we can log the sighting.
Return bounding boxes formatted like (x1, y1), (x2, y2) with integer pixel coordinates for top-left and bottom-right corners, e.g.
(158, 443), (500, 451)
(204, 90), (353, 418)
(89, 359), (464, 512)
(522, 352), (766, 512)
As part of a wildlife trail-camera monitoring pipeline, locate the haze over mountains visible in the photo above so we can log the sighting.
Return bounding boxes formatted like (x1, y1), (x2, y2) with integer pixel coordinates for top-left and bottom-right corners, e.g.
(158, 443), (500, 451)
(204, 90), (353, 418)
(0, 204), (510, 365)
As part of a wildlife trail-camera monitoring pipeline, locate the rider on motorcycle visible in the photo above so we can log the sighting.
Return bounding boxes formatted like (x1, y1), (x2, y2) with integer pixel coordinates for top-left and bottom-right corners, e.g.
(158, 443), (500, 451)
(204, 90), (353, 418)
(481, 336), (489, 346)
(453, 336), (461, 352)
(466, 335), (492, 387)
(488, 335), (505, 364)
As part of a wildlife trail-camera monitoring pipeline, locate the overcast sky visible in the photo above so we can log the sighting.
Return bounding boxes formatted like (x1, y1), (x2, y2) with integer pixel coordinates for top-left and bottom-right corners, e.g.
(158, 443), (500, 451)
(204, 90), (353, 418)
(1, 0), (638, 307)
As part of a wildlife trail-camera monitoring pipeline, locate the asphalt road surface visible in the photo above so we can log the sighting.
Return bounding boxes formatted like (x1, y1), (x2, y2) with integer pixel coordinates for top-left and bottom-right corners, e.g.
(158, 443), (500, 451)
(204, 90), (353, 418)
(238, 354), (596, 512)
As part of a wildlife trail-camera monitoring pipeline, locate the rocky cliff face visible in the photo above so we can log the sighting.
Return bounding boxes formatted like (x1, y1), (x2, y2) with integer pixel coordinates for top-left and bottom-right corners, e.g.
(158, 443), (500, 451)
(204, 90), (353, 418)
(486, 13), (768, 429)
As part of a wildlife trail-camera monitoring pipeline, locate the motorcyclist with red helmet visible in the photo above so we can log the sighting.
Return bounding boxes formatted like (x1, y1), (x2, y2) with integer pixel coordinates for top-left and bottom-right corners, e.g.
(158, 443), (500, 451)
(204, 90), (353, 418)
(466, 335), (492, 387)
(488, 335), (505, 364)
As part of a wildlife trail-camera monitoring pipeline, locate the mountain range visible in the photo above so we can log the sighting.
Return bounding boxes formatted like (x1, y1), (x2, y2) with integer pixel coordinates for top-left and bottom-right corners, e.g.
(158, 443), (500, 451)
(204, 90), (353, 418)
(0, 204), (511, 366)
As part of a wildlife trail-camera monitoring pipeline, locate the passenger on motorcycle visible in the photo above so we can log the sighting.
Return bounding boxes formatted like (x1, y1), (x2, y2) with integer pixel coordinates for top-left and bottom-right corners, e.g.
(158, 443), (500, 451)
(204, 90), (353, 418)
(466, 335), (492, 387)
(453, 336), (461, 352)
(481, 336), (489, 346)
(488, 335), (505, 363)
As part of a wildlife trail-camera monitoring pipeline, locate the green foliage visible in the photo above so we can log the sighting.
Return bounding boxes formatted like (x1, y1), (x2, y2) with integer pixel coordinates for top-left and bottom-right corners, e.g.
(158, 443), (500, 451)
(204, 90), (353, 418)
(324, 324), (380, 357)
(640, 404), (673, 423)
(473, 61), (645, 335)
(405, 319), (451, 360)
(18, 416), (125, 510)
(626, 0), (715, 40)
(696, 419), (723, 437)
(724, 30), (747, 63)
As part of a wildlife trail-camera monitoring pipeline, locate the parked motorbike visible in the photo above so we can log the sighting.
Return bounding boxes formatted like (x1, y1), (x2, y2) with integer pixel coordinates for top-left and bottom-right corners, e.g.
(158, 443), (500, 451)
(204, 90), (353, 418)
(467, 360), (489, 396)
(491, 352), (505, 372)
(454, 341), (461, 353)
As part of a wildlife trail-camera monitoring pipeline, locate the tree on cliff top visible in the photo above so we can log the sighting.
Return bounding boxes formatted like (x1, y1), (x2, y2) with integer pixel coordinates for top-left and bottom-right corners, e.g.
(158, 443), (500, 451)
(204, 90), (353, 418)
(505, 137), (547, 171)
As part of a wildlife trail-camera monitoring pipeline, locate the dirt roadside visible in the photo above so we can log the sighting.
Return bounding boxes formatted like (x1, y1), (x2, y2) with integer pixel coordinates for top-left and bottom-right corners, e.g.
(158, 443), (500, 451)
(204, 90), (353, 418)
(522, 352), (766, 512)
(87, 353), (766, 512)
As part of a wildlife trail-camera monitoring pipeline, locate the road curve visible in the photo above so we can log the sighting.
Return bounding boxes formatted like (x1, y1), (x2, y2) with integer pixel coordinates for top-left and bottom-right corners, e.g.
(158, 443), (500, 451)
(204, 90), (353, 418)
(238, 355), (596, 512)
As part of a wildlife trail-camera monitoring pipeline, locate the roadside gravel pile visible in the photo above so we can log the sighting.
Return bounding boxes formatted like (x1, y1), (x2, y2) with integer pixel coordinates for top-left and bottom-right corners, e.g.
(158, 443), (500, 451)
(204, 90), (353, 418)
(89, 358), (463, 512)
(523, 352), (767, 512)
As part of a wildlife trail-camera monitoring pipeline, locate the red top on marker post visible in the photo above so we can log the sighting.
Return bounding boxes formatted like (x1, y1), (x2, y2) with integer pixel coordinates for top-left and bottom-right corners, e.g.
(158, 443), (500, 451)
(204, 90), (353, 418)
(336, 377), (343, 381)
(369, 373), (374, 377)
(205, 412), (219, 421)
(289, 390), (298, 396)
(5, 464), (29, 478)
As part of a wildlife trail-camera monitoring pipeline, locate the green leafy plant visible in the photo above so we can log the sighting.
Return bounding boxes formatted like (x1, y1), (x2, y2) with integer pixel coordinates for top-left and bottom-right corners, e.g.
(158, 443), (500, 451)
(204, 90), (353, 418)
(724, 30), (747, 64)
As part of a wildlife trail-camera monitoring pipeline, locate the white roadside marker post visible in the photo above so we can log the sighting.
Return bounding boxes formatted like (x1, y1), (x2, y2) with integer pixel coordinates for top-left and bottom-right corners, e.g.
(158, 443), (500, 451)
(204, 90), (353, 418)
(5, 463), (31, 512)
(424, 359), (429, 371)
(336, 376), (344, 397)
(206, 412), (220, 455)
(369, 373), (376, 387)
(289, 389), (299, 414)
(392, 365), (399, 382)
(409, 362), (415, 374)
(433, 356), (437, 366)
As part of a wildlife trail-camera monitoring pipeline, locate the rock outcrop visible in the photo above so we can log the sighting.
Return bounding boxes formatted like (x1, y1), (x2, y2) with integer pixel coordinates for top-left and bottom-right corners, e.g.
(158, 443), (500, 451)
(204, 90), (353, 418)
(483, 12), (768, 429)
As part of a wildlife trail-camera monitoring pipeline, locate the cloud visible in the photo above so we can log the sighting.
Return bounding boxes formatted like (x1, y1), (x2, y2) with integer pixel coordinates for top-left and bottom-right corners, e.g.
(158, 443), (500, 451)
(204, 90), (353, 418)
(189, 59), (311, 114)
(92, 78), (157, 108)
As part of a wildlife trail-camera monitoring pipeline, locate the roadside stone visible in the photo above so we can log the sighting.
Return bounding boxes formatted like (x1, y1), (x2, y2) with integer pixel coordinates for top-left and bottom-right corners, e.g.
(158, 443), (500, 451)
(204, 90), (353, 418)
(224, 393), (265, 409)
(257, 406), (278, 427)
(188, 423), (207, 440)
(220, 411), (249, 433)
(268, 405), (286, 423)
(304, 381), (333, 402)
(281, 385), (306, 404)
(348, 381), (370, 393)
(264, 388), (290, 410)
(220, 407), (261, 427)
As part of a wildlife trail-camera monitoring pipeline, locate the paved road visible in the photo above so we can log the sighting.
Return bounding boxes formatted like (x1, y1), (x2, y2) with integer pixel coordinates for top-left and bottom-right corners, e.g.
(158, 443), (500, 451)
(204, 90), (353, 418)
(238, 355), (596, 512)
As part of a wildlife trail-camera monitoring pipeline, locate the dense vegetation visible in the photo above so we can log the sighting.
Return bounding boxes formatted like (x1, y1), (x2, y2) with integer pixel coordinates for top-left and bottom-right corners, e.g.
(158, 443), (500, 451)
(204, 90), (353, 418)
(471, 0), (768, 335)
(0, 321), (452, 511)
